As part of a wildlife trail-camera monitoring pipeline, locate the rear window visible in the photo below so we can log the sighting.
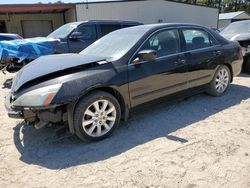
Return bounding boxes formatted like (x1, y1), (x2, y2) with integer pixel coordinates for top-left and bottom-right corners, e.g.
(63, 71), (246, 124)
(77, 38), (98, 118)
(182, 29), (216, 51)
(221, 21), (250, 35)
(100, 24), (121, 36)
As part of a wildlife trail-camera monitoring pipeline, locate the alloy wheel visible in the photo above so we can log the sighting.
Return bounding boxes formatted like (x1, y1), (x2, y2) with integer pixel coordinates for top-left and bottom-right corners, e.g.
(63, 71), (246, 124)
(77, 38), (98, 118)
(82, 99), (117, 137)
(215, 68), (229, 93)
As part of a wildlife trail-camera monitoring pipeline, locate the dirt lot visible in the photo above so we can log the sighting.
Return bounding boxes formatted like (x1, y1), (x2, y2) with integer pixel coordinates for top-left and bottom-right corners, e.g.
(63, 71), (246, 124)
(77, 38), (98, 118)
(0, 72), (250, 188)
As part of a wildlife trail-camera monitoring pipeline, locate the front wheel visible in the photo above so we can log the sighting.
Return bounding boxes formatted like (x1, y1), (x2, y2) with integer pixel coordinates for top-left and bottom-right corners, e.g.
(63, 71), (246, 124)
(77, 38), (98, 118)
(73, 91), (121, 142)
(207, 65), (231, 97)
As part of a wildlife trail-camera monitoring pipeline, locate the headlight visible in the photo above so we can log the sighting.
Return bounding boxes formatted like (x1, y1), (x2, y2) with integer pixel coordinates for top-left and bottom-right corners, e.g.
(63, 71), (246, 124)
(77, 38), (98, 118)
(12, 84), (62, 107)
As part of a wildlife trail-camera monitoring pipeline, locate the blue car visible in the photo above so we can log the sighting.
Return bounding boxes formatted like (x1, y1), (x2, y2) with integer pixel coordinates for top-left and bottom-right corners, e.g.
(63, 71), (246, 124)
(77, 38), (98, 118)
(0, 20), (142, 71)
(0, 33), (22, 41)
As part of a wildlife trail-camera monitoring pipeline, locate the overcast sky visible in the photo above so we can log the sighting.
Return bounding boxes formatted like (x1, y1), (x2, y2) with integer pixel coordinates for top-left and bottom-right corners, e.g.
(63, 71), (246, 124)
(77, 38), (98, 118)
(0, 0), (111, 4)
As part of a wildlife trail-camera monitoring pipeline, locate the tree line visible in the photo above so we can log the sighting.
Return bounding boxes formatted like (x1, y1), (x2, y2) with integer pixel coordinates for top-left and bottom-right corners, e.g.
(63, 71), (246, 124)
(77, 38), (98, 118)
(38, 0), (250, 13)
(173, 0), (250, 13)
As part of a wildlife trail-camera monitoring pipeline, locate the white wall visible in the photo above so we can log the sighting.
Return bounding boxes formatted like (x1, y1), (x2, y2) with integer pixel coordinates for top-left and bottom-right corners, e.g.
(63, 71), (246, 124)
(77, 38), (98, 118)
(76, 0), (218, 27)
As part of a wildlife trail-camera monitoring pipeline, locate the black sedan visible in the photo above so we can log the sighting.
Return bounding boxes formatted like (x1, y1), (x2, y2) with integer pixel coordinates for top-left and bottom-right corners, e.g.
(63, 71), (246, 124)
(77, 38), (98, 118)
(5, 24), (243, 142)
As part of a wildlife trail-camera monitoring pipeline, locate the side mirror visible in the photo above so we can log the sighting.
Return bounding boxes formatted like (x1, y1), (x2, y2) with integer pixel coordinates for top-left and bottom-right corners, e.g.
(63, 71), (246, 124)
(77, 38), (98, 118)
(69, 31), (84, 40)
(133, 49), (157, 64)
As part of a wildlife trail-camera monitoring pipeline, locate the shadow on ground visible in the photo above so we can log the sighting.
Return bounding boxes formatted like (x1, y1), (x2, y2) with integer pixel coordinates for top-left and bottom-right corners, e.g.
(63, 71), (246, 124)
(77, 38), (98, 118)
(13, 83), (250, 169)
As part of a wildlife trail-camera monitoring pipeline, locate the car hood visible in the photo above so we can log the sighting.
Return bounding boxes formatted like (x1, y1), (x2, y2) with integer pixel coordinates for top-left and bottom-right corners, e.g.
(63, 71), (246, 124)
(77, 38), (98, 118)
(221, 33), (250, 41)
(12, 54), (106, 92)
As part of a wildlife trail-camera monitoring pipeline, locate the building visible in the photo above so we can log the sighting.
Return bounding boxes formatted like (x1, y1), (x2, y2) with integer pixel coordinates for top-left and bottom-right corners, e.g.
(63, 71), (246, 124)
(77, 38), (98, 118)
(0, 4), (76, 38)
(0, 0), (219, 38)
(219, 11), (250, 29)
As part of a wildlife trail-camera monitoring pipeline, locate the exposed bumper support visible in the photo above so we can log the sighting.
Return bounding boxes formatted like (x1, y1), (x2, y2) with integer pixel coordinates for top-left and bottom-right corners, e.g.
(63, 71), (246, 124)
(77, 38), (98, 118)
(8, 110), (23, 119)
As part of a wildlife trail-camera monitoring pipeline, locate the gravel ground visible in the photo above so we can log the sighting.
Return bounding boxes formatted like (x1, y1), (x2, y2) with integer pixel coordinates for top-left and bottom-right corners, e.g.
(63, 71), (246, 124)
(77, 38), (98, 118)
(0, 72), (250, 188)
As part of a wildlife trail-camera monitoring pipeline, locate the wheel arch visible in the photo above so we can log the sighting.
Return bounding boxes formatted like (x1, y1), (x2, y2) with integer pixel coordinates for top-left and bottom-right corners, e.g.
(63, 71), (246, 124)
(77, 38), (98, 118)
(223, 63), (233, 82)
(67, 86), (129, 134)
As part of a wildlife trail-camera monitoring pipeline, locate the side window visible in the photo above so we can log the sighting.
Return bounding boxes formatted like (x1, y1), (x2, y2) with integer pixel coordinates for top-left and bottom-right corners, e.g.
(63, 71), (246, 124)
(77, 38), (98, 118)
(100, 24), (121, 36)
(182, 29), (215, 51)
(76, 25), (97, 40)
(141, 29), (181, 58)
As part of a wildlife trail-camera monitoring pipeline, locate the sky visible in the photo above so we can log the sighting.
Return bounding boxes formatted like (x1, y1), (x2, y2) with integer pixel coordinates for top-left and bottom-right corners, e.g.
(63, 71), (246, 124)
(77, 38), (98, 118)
(0, 0), (110, 4)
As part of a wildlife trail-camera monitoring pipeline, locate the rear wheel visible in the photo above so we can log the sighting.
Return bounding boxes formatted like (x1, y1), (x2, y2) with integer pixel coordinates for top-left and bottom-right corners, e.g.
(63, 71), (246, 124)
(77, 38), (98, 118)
(207, 65), (231, 97)
(73, 91), (121, 142)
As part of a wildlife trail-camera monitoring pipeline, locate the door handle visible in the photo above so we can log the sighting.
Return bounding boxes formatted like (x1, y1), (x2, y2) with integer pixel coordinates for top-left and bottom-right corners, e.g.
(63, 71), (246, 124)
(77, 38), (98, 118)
(174, 58), (186, 66)
(214, 50), (222, 56)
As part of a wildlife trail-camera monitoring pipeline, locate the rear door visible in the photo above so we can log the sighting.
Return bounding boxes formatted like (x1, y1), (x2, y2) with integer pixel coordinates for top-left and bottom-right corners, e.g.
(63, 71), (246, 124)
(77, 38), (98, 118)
(128, 28), (188, 107)
(180, 28), (223, 88)
(68, 24), (97, 53)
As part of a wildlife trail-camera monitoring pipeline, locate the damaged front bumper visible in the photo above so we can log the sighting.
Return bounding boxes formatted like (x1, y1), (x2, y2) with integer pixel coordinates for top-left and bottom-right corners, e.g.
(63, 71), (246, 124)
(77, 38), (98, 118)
(4, 93), (23, 119)
(5, 93), (66, 124)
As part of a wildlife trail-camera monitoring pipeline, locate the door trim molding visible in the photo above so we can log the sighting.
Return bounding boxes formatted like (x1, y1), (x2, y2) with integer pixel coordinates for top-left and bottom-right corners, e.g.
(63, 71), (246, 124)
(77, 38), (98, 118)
(132, 81), (187, 99)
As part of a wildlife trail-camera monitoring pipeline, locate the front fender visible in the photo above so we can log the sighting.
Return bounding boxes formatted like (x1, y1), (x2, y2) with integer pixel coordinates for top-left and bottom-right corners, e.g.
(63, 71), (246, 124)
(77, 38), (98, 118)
(51, 63), (129, 106)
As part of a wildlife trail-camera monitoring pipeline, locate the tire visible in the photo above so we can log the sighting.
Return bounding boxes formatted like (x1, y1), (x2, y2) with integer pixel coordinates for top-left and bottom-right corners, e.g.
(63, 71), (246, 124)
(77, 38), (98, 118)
(73, 91), (121, 142)
(244, 57), (250, 74)
(207, 65), (231, 97)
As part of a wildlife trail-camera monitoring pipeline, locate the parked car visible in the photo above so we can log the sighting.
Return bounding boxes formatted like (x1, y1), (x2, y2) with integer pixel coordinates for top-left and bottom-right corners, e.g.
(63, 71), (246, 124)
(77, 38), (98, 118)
(0, 33), (23, 70)
(0, 20), (142, 71)
(220, 20), (250, 73)
(0, 33), (22, 41)
(5, 23), (243, 142)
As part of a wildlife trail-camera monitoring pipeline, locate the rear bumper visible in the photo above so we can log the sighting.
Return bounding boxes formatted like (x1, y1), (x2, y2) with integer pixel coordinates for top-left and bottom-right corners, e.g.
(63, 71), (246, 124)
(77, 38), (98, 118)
(231, 58), (243, 77)
(4, 93), (23, 119)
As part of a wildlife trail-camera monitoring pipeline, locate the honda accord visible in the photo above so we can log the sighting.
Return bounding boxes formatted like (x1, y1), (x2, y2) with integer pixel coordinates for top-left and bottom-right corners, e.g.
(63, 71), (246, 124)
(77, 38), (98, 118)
(5, 24), (243, 141)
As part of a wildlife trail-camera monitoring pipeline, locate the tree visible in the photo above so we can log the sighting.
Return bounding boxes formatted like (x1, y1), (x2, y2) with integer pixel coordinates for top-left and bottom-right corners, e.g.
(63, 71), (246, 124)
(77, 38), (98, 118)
(172, 0), (250, 13)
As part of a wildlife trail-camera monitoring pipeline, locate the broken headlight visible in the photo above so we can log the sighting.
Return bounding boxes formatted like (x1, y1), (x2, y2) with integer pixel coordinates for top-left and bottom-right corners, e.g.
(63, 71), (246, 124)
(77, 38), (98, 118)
(12, 84), (62, 107)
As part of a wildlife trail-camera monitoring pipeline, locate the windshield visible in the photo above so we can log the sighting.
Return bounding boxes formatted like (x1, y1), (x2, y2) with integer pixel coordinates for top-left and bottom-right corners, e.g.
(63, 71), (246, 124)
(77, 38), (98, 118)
(80, 27), (148, 61)
(221, 21), (250, 35)
(47, 23), (78, 38)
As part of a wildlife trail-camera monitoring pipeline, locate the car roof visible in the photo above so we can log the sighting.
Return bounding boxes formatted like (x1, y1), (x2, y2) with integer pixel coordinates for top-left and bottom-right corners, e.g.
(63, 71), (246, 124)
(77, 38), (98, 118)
(122, 23), (211, 33)
(230, 20), (250, 24)
(70, 20), (143, 26)
(0, 33), (19, 37)
(134, 23), (209, 29)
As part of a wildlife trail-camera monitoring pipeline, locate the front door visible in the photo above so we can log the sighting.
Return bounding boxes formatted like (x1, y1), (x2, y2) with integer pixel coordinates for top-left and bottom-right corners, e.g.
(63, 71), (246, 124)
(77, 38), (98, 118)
(128, 29), (188, 107)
